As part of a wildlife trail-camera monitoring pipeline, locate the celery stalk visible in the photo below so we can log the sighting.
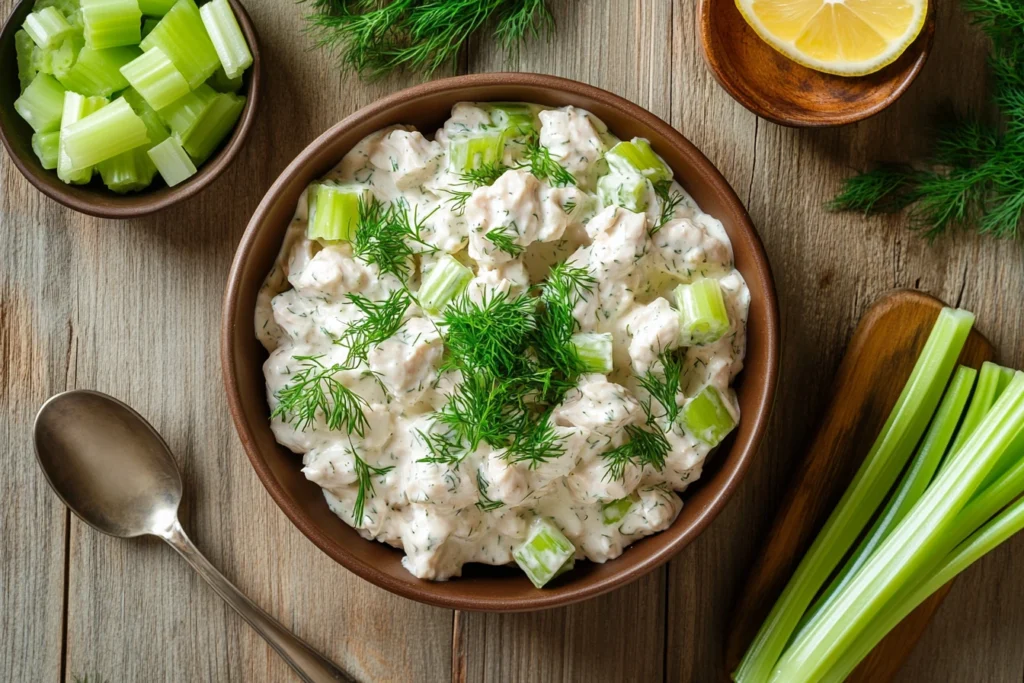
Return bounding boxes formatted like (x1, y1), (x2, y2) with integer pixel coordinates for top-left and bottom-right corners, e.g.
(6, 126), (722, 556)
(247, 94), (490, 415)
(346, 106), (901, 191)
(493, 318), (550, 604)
(119, 46), (190, 110)
(32, 130), (61, 169)
(58, 91), (107, 183)
(674, 279), (730, 346)
(821, 493), (1024, 683)
(24, 6), (73, 48)
(795, 365), (976, 640)
(570, 332), (614, 374)
(56, 45), (138, 96)
(418, 253), (473, 314)
(140, 0), (220, 88)
(14, 73), (65, 133)
(306, 182), (366, 243)
(770, 372), (1024, 682)
(122, 86), (170, 146)
(147, 136), (195, 186)
(449, 132), (505, 173)
(141, 16), (159, 38)
(732, 307), (975, 683)
(138, 0), (175, 15)
(606, 138), (673, 183)
(62, 97), (149, 170)
(482, 102), (535, 137)
(181, 92), (244, 164)
(597, 172), (648, 212)
(513, 518), (576, 588)
(601, 496), (636, 524)
(157, 82), (215, 140)
(978, 363), (1023, 488)
(80, 0), (141, 48)
(199, 0), (252, 79)
(682, 385), (736, 447)
(17, 30), (40, 91)
(39, 35), (81, 80)
(98, 148), (147, 192)
(206, 66), (242, 92)
(947, 361), (1003, 461)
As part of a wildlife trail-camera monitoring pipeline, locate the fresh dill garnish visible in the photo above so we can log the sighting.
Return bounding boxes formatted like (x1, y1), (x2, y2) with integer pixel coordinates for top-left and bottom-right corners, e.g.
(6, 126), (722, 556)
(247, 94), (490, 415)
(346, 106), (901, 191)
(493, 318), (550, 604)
(303, 0), (554, 81)
(439, 187), (474, 216)
(440, 290), (537, 378)
(351, 449), (394, 524)
(523, 136), (576, 187)
(475, 470), (505, 511)
(353, 195), (437, 278)
(531, 262), (597, 394)
(600, 424), (670, 482)
(637, 352), (684, 425)
(459, 161), (512, 188)
(272, 355), (369, 435)
(830, 0), (1024, 239)
(416, 428), (466, 467)
(562, 199), (577, 214)
(652, 180), (684, 235)
(485, 223), (525, 256)
(436, 371), (526, 450)
(336, 289), (412, 363)
(503, 412), (564, 469)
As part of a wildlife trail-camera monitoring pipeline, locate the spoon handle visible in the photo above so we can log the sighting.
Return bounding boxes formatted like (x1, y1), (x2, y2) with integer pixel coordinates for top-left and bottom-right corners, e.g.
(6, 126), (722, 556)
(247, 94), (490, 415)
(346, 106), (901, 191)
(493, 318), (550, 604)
(158, 519), (353, 683)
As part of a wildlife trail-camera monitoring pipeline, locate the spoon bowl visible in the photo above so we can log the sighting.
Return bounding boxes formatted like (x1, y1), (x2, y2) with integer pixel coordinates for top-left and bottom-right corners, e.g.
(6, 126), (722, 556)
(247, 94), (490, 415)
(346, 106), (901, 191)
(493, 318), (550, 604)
(698, 0), (936, 127)
(34, 390), (182, 538)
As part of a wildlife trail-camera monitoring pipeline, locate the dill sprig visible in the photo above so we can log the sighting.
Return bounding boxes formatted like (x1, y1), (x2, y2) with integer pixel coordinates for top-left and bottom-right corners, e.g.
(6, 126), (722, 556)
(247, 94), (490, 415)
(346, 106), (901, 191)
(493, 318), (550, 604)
(652, 180), (684, 235)
(504, 412), (564, 469)
(416, 427), (466, 467)
(351, 449), (394, 524)
(335, 289), (412, 363)
(831, 0), (1024, 239)
(440, 290), (537, 378)
(475, 470), (505, 511)
(600, 424), (670, 482)
(460, 161), (511, 188)
(353, 195), (437, 278)
(531, 262), (596, 394)
(637, 352), (684, 425)
(272, 355), (370, 435)
(523, 136), (576, 187)
(436, 371), (526, 449)
(439, 187), (473, 216)
(485, 224), (525, 256)
(303, 0), (554, 81)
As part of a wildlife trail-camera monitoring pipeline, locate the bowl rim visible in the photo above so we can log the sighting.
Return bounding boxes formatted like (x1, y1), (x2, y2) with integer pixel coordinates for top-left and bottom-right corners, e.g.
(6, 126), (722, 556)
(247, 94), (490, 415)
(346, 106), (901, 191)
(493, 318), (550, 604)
(0, 0), (261, 218)
(697, 0), (936, 128)
(222, 72), (781, 611)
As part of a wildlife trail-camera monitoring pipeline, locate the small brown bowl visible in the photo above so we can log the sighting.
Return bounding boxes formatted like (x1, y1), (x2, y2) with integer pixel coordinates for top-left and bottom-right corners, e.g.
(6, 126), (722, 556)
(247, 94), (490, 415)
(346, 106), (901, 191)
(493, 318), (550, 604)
(699, 0), (936, 127)
(222, 73), (780, 611)
(0, 0), (260, 218)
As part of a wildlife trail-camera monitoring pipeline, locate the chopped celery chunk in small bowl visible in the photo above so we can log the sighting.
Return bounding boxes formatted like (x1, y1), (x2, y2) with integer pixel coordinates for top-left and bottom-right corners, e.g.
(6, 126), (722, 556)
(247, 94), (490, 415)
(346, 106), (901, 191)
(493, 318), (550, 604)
(0, 0), (260, 217)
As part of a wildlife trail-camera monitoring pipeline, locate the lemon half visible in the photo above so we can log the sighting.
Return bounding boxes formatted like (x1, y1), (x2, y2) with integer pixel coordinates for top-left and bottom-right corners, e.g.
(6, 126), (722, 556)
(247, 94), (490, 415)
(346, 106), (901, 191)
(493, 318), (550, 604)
(736, 0), (928, 77)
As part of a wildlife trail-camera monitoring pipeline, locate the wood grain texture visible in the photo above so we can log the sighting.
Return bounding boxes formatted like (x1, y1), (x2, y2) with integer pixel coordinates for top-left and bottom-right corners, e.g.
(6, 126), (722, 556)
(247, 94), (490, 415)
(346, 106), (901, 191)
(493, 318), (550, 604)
(1, 0), (1023, 682)
(724, 291), (994, 681)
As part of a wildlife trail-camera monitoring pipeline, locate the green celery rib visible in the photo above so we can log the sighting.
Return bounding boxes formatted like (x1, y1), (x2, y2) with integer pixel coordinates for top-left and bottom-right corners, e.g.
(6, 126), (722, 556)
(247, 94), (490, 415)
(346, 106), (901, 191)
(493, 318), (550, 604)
(181, 91), (244, 164)
(119, 46), (190, 110)
(24, 6), (73, 49)
(795, 364), (977, 637)
(140, 0), (220, 88)
(199, 0), (252, 79)
(98, 148), (147, 192)
(17, 30), (39, 91)
(122, 86), (171, 147)
(206, 66), (242, 92)
(32, 130), (61, 169)
(14, 72), (66, 133)
(56, 45), (139, 97)
(732, 307), (975, 683)
(946, 361), (1003, 463)
(80, 0), (141, 48)
(157, 83), (216, 140)
(147, 136), (196, 186)
(770, 372), (1024, 682)
(62, 97), (149, 170)
(979, 364), (1023, 488)
(821, 491), (1024, 683)
(58, 92), (107, 184)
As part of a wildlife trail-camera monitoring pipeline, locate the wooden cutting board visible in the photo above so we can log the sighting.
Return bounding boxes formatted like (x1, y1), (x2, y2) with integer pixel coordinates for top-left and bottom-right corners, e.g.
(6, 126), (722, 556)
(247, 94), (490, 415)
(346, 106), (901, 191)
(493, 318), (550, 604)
(725, 290), (995, 682)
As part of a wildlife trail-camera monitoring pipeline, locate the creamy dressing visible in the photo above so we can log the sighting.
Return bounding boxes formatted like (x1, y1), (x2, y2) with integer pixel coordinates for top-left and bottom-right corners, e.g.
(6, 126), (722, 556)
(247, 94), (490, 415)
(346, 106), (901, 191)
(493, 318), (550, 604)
(255, 103), (750, 581)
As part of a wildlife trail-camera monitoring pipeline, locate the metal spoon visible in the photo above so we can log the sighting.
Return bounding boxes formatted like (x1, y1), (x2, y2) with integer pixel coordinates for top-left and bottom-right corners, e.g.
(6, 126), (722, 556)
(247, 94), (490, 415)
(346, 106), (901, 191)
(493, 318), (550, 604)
(33, 390), (352, 683)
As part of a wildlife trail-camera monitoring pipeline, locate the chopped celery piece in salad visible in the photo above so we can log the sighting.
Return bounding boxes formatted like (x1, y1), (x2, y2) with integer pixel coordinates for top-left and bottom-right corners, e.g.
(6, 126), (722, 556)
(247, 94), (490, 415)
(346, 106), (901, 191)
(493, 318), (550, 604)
(119, 46), (190, 110)
(16, 30), (40, 91)
(597, 171), (648, 212)
(15, 73), (66, 133)
(58, 91), (106, 183)
(57, 45), (138, 97)
(418, 254), (473, 314)
(147, 136), (195, 186)
(24, 6), (73, 48)
(601, 496), (636, 524)
(482, 102), (535, 136)
(681, 385), (735, 447)
(141, 0), (220, 88)
(513, 519), (576, 588)
(306, 182), (366, 243)
(181, 91), (244, 164)
(570, 332), (613, 374)
(157, 82), (215, 140)
(199, 0), (252, 79)
(80, 0), (141, 48)
(732, 306), (975, 683)
(62, 96), (149, 170)
(606, 137), (672, 183)
(32, 130), (61, 169)
(674, 279), (730, 346)
(449, 131), (505, 173)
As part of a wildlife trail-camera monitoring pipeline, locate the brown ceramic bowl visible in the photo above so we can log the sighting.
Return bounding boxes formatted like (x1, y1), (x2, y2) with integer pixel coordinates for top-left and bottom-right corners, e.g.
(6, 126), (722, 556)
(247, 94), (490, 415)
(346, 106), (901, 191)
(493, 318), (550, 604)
(222, 73), (780, 611)
(699, 0), (935, 127)
(0, 0), (260, 218)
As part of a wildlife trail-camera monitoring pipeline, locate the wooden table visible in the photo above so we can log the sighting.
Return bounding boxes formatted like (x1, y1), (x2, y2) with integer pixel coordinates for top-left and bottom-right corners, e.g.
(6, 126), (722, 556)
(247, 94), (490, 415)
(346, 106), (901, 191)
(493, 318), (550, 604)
(4, 1), (1024, 681)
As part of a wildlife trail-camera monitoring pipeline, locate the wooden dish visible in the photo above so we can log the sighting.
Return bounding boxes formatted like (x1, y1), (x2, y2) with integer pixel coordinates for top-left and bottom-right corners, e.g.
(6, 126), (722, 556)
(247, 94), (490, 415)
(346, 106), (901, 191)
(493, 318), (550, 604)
(726, 290), (994, 680)
(0, 0), (261, 219)
(221, 72), (781, 612)
(698, 0), (936, 127)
